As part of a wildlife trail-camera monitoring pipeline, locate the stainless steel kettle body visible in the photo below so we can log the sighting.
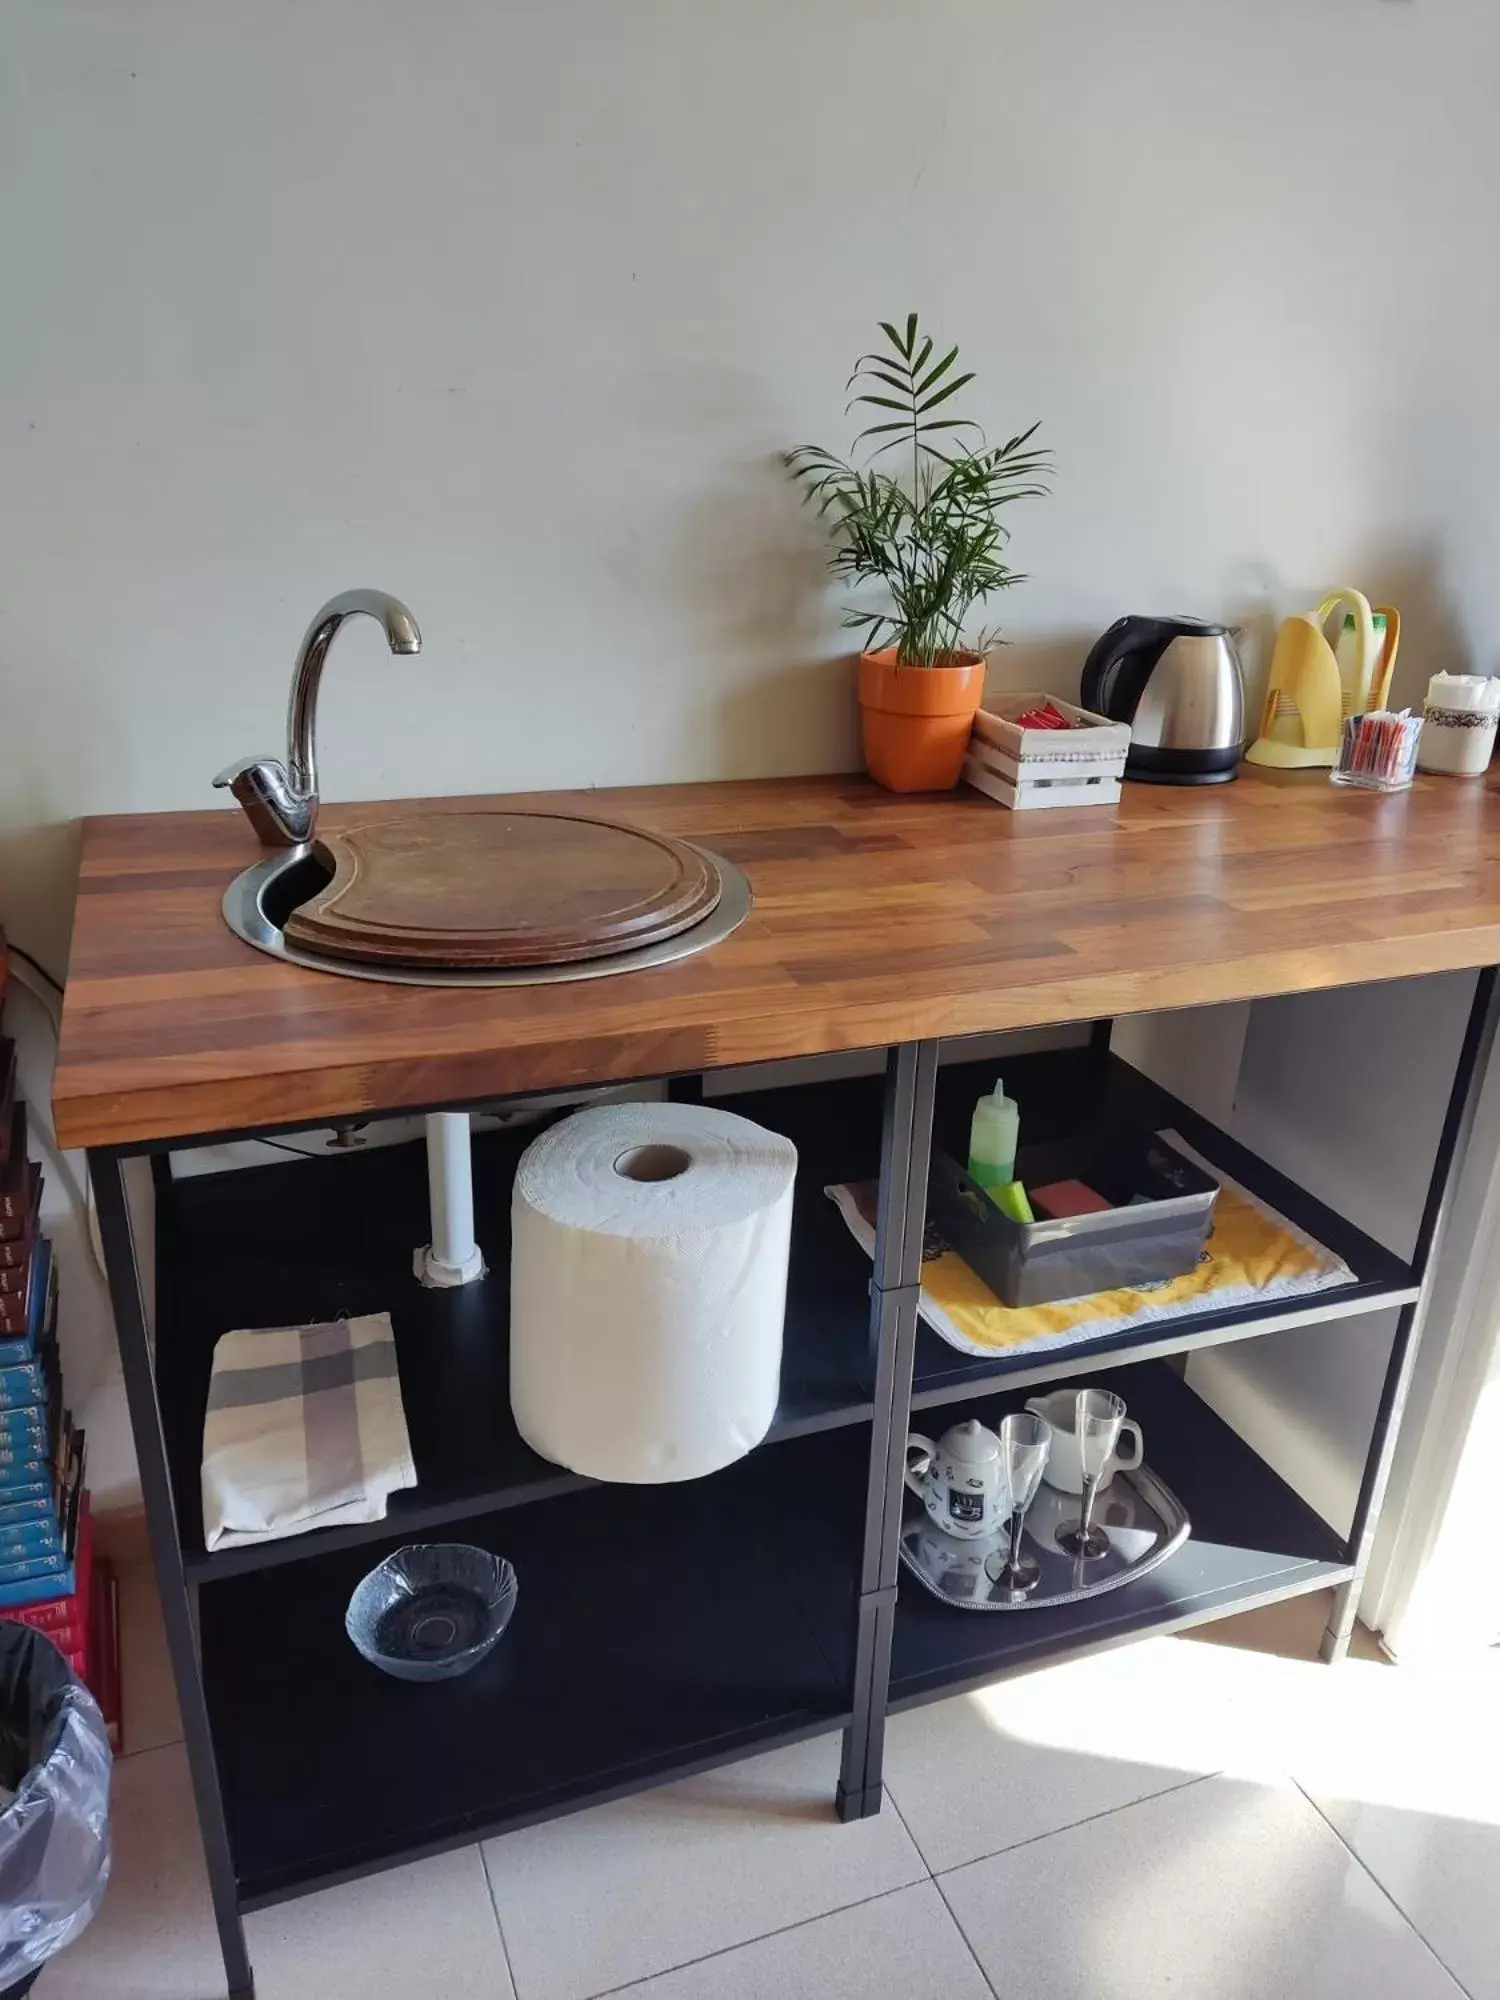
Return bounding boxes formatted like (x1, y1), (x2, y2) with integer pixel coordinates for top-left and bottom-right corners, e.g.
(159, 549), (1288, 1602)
(1080, 616), (1244, 784)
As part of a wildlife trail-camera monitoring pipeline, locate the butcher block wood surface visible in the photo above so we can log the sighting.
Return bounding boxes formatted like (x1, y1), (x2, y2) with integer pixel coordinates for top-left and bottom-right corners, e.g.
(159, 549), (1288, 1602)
(282, 810), (720, 968)
(54, 769), (1500, 1149)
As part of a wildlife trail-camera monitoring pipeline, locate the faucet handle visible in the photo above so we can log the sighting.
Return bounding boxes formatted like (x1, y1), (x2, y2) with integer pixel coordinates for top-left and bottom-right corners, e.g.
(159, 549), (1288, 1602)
(213, 755), (314, 848)
(214, 754), (284, 791)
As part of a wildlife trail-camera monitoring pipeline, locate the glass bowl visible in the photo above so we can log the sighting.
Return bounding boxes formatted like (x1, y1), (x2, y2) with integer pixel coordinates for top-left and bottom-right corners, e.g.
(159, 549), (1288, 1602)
(345, 1544), (518, 1682)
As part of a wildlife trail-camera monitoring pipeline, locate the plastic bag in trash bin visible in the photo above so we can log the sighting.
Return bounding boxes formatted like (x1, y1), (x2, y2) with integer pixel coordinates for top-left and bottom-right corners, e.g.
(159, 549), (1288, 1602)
(0, 1621), (112, 1987)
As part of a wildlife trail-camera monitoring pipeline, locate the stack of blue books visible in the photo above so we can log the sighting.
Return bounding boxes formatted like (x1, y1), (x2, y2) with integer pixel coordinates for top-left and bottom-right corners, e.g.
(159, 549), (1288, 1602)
(0, 1240), (86, 1610)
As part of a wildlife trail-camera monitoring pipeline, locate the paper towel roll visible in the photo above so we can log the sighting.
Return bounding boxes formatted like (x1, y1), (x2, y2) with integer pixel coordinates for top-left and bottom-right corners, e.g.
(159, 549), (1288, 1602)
(510, 1102), (798, 1483)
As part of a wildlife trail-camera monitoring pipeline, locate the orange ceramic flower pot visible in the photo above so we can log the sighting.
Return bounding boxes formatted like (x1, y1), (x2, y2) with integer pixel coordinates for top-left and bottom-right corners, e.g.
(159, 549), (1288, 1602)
(858, 649), (987, 793)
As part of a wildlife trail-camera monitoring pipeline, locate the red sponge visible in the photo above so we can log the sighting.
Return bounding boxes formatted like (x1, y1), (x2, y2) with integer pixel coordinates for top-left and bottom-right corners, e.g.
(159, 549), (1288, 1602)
(1031, 1179), (1113, 1219)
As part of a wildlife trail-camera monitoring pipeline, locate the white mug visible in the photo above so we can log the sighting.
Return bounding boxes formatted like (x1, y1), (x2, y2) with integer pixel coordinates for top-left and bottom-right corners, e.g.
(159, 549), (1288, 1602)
(905, 1419), (1011, 1541)
(1024, 1389), (1143, 1495)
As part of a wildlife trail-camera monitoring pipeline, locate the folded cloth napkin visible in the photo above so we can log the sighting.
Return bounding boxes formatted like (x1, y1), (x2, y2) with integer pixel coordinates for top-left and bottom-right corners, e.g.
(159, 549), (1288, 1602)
(201, 1312), (416, 1551)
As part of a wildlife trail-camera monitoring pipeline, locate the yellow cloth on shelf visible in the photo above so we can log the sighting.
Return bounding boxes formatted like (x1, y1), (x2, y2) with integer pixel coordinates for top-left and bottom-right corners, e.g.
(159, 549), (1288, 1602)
(826, 1135), (1355, 1362)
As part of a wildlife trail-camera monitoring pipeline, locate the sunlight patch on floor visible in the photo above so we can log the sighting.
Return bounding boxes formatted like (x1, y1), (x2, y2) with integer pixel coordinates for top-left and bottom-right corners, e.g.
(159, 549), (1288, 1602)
(961, 1628), (1500, 1826)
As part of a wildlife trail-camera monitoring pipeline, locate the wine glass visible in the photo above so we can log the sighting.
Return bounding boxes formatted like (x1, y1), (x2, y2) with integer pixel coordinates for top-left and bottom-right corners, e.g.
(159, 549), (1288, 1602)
(985, 1411), (1052, 1600)
(1056, 1388), (1126, 1560)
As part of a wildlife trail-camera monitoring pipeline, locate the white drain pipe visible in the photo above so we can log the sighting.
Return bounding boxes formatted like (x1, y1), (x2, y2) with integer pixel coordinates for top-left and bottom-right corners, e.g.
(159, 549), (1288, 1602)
(415, 1111), (486, 1287)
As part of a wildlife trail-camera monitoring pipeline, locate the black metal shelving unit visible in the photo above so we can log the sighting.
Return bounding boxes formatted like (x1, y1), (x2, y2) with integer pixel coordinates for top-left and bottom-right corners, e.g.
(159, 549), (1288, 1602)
(87, 985), (1499, 1999)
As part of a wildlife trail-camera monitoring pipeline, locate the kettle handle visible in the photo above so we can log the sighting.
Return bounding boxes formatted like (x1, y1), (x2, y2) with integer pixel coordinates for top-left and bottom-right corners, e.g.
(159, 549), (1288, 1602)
(1080, 617), (1174, 723)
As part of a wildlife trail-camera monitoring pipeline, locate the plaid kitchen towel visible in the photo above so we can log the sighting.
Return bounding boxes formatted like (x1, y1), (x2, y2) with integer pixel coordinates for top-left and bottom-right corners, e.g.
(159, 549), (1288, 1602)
(201, 1313), (416, 1551)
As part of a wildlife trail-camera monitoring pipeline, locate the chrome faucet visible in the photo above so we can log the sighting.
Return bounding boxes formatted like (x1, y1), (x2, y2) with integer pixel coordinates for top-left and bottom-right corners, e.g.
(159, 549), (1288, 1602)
(214, 588), (422, 847)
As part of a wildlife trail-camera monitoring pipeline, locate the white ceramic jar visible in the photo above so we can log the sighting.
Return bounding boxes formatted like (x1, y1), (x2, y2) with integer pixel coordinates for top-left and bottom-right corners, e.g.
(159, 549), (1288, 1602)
(1418, 673), (1500, 777)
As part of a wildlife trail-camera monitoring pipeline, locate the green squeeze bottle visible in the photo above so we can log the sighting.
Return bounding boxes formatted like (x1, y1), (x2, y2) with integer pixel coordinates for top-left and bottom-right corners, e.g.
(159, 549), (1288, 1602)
(968, 1079), (1020, 1203)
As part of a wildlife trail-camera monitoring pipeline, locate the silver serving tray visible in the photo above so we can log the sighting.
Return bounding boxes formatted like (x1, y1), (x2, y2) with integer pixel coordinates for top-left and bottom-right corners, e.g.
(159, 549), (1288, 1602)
(898, 1462), (1190, 1613)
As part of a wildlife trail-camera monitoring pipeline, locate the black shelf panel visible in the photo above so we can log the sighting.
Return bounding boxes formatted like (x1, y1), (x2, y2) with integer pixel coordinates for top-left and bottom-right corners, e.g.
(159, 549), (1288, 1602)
(160, 1073), (889, 1580)
(910, 1049), (1415, 1406)
(200, 1432), (862, 1907)
(885, 1359), (1352, 1707)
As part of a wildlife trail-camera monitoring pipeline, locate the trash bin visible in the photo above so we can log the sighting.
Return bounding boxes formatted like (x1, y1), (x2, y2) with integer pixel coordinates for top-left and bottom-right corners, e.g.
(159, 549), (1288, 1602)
(0, 1622), (111, 1995)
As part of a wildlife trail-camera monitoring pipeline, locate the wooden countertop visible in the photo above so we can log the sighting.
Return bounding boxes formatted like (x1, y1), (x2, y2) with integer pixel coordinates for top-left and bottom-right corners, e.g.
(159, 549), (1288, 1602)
(53, 769), (1500, 1149)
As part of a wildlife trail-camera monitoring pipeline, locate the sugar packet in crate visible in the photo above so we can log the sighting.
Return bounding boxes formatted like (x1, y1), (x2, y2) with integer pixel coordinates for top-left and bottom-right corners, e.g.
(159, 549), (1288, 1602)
(963, 694), (1131, 811)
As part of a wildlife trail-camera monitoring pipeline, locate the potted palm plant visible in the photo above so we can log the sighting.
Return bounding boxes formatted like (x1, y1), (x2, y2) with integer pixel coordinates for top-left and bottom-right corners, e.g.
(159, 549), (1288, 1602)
(788, 315), (1049, 792)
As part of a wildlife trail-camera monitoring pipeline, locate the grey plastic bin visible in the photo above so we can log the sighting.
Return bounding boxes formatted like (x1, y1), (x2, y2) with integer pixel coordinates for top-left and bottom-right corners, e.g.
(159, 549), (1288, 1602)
(927, 1133), (1219, 1308)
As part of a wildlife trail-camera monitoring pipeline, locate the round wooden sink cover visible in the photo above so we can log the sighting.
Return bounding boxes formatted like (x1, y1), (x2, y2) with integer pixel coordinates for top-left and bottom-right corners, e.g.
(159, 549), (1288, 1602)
(281, 811), (722, 970)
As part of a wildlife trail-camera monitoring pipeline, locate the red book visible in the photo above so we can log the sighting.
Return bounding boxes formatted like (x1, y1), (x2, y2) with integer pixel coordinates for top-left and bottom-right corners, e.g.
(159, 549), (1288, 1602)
(0, 1248), (40, 1340)
(13, 1599), (84, 1638)
(0, 1103), (27, 1232)
(2, 1620), (87, 1663)
(0, 1247), (33, 1294)
(61, 1640), (86, 1671)
(0, 1169), (40, 1271)
(0, 1041), (15, 1175)
(88, 1563), (121, 1752)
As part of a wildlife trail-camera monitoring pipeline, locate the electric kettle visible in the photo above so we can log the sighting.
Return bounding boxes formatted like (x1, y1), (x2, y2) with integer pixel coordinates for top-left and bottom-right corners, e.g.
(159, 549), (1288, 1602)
(1080, 616), (1245, 784)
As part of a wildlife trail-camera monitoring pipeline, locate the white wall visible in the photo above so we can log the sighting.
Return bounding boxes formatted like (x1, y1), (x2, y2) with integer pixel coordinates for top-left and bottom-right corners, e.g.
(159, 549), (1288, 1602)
(4, 0), (1500, 1510)
(1187, 973), (1478, 1538)
(6, 0), (1500, 970)
(1110, 1003), (1251, 1130)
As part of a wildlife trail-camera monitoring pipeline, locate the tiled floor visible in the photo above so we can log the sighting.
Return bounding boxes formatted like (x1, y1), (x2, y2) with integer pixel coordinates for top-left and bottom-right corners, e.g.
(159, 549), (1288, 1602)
(41, 1570), (1500, 1999)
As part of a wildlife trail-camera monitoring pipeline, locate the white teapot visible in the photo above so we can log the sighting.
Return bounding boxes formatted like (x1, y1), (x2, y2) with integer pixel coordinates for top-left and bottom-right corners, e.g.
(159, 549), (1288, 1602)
(905, 1419), (1010, 1541)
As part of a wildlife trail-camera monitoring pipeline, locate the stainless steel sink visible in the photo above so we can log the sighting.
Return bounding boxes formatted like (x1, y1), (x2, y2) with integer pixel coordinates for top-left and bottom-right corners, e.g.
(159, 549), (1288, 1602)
(222, 842), (752, 988)
(214, 589), (752, 986)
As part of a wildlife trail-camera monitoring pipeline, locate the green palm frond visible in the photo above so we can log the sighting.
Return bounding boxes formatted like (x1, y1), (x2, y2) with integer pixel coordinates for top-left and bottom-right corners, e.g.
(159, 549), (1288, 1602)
(785, 315), (1051, 668)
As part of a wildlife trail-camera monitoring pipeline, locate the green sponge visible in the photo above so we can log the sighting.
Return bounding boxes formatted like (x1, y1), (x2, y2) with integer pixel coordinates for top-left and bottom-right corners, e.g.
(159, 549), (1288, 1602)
(991, 1179), (1035, 1225)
